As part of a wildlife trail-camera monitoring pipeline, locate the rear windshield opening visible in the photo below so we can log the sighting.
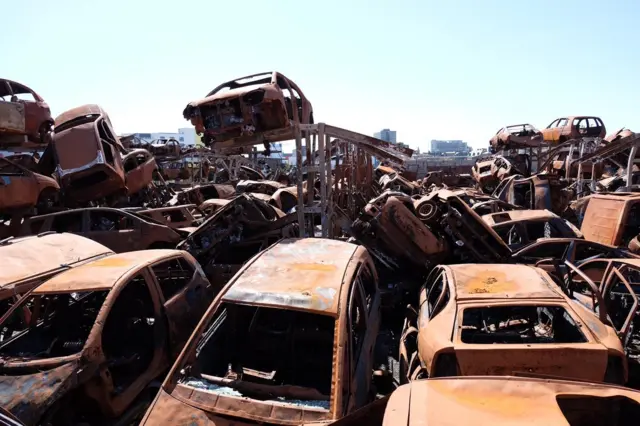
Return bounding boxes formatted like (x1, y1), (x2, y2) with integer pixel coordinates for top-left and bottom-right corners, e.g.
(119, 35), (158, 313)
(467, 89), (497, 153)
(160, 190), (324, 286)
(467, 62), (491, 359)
(180, 303), (335, 410)
(557, 395), (640, 426)
(460, 305), (588, 344)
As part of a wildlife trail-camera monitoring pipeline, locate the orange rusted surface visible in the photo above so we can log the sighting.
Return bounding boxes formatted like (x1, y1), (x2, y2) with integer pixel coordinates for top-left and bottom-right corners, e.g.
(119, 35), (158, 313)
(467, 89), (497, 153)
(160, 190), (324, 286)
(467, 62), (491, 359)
(222, 238), (358, 316)
(33, 249), (179, 293)
(580, 193), (640, 247)
(0, 233), (113, 298)
(399, 263), (626, 385)
(0, 157), (60, 213)
(489, 123), (543, 151)
(141, 238), (382, 425)
(122, 149), (157, 195)
(383, 376), (640, 426)
(0, 78), (53, 147)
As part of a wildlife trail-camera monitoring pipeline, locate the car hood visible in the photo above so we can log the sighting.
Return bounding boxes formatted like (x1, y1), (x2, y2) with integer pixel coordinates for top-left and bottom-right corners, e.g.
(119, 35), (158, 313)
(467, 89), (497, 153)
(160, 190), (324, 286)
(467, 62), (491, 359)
(0, 361), (80, 425)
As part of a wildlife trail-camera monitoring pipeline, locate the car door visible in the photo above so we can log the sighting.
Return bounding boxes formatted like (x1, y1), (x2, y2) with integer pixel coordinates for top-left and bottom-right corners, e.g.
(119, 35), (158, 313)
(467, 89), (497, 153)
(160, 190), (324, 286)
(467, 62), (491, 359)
(149, 255), (214, 358)
(542, 119), (559, 142)
(555, 118), (569, 140)
(84, 210), (142, 253)
(600, 262), (639, 341)
(344, 278), (372, 415)
(0, 161), (38, 210)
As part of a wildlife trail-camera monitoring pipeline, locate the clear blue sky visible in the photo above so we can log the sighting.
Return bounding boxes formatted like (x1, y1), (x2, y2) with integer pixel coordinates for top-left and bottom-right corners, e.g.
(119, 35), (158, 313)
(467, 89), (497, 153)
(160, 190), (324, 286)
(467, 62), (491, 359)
(2, 0), (638, 151)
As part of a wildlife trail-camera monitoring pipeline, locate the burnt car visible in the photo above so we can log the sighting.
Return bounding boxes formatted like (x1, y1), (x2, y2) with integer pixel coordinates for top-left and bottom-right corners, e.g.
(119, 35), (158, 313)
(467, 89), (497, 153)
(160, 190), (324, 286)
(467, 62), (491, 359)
(122, 149), (157, 196)
(183, 71), (313, 151)
(605, 127), (635, 144)
(51, 104), (126, 204)
(148, 138), (181, 160)
(235, 179), (285, 196)
(172, 183), (235, 207)
(0, 157), (59, 217)
(0, 78), (53, 147)
(542, 116), (606, 143)
(0, 249), (216, 425)
(198, 198), (231, 217)
(399, 263), (626, 385)
(17, 207), (190, 252)
(140, 238), (383, 425)
(365, 376), (640, 426)
(137, 204), (202, 229)
(471, 156), (519, 193)
(178, 194), (297, 286)
(481, 209), (582, 250)
(493, 174), (572, 215)
(489, 123), (543, 151)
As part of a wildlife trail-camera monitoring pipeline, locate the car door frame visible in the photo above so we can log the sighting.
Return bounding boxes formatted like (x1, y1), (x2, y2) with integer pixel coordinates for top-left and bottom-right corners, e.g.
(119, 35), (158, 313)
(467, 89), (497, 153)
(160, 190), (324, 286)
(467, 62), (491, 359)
(146, 254), (213, 359)
(600, 262), (639, 341)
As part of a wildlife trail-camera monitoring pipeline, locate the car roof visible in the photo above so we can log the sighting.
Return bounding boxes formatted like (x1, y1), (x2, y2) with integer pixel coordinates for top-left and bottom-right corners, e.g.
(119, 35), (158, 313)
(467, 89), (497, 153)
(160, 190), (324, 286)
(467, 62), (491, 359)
(385, 376), (640, 425)
(447, 264), (562, 301)
(33, 249), (182, 294)
(223, 238), (361, 316)
(0, 233), (113, 288)
(481, 209), (558, 226)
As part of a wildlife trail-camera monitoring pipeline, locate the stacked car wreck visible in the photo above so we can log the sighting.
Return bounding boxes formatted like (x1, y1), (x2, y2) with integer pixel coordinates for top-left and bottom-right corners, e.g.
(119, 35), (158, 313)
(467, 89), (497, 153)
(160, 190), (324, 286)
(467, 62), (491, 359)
(2, 73), (640, 426)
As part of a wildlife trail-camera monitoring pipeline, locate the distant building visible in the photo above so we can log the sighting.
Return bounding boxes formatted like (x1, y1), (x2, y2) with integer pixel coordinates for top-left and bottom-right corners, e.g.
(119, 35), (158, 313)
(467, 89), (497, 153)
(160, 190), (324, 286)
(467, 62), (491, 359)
(374, 129), (397, 144)
(430, 139), (471, 155)
(128, 127), (197, 146)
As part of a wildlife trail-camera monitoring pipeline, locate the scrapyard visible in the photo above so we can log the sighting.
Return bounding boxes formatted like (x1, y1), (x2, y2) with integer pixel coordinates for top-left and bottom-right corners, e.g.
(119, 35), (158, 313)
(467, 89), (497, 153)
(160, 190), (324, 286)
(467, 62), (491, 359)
(1, 73), (640, 426)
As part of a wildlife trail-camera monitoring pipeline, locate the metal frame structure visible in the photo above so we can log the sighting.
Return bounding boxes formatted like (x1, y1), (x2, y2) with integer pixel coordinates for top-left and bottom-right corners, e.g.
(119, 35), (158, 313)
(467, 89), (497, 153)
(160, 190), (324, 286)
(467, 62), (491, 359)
(293, 123), (412, 238)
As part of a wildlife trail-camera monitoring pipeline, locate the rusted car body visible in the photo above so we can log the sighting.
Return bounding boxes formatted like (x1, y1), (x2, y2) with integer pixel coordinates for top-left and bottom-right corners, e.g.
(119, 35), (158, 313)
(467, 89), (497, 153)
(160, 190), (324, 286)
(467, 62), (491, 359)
(148, 138), (181, 160)
(159, 161), (188, 181)
(52, 105), (126, 203)
(481, 209), (582, 250)
(269, 186), (308, 213)
(489, 123), (543, 151)
(493, 174), (571, 215)
(399, 263), (626, 385)
(0, 157), (59, 215)
(236, 179), (285, 195)
(471, 156), (518, 193)
(198, 198), (231, 217)
(376, 376), (640, 426)
(542, 116), (606, 143)
(141, 238), (382, 425)
(137, 204), (201, 229)
(122, 149), (157, 195)
(605, 127), (635, 144)
(18, 207), (190, 252)
(178, 194), (297, 287)
(183, 71), (313, 149)
(569, 259), (640, 376)
(0, 233), (113, 326)
(173, 183), (235, 207)
(579, 193), (640, 249)
(0, 78), (53, 147)
(0, 249), (216, 425)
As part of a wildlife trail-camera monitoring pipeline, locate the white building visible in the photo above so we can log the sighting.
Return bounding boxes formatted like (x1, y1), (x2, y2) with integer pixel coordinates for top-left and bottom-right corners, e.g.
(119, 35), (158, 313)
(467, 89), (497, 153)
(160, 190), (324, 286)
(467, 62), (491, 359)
(128, 127), (197, 146)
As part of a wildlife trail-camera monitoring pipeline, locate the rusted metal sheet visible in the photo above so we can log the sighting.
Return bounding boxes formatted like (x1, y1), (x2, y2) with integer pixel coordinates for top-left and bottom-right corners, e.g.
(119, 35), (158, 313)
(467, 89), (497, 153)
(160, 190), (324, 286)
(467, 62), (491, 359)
(0, 102), (25, 134)
(122, 149), (157, 195)
(382, 376), (640, 426)
(0, 157), (60, 213)
(0, 233), (113, 298)
(489, 123), (543, 151)
(236, 179), (285, 195)
(580, 193), (640, 247)
(223, 238), (358, 315)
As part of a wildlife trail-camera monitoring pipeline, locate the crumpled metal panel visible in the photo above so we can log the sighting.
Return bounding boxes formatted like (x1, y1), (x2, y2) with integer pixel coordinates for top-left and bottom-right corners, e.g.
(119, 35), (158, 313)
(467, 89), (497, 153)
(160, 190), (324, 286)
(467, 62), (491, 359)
(0, 361), (79, 426)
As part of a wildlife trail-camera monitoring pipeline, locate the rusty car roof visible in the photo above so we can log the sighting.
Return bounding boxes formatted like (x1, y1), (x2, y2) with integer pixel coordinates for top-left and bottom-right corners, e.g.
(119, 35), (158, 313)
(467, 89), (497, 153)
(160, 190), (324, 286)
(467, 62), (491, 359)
(446, 264), (562, 301)
(0, 233), (113, 288)
(33, 249), (183, 294)
(54, 104), (106, 127)
(481, 209), (558, 226)
(383, 376), (640, 426)
(222, 238), (361, 316)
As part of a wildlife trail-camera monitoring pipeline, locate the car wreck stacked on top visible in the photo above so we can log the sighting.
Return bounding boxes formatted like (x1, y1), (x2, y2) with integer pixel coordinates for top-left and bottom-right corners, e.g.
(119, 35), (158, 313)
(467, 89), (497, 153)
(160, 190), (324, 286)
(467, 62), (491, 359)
(1, 73), (640, 426)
